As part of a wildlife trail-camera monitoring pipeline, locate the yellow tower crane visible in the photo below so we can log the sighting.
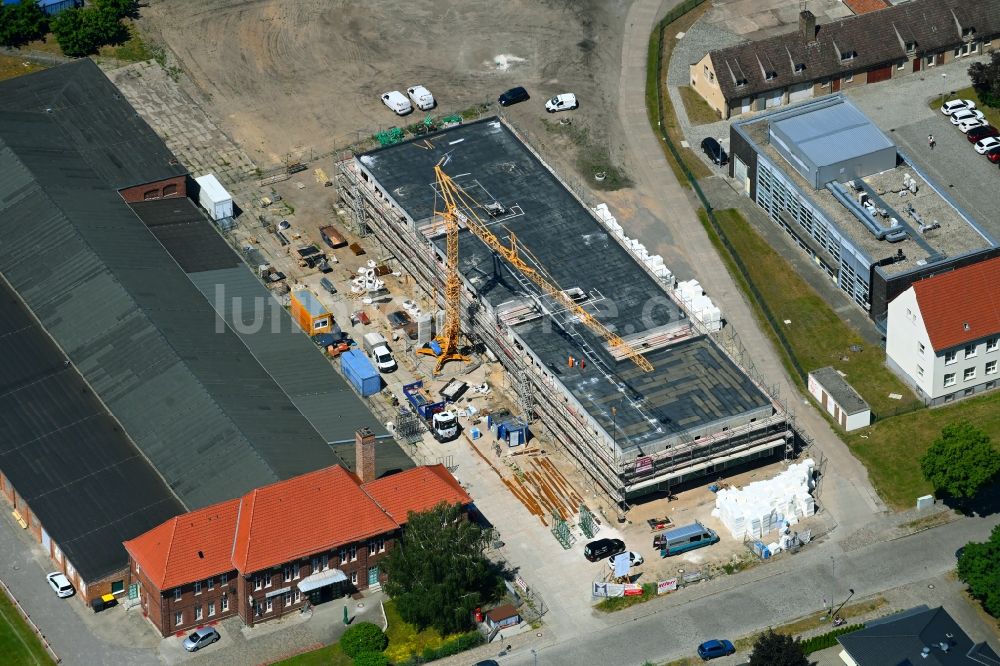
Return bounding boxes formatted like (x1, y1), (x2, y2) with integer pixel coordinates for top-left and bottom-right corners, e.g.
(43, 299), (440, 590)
(415, 162), (470, 373)
(428, 166), (654, 374)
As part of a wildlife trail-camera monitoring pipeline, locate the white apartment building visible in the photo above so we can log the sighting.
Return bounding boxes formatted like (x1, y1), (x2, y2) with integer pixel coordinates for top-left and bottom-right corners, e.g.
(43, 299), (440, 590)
(886, 257), (1000, 405)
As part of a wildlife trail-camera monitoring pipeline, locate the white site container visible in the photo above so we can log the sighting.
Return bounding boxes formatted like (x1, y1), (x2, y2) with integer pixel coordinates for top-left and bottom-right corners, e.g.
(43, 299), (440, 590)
(195, 174), (233, 221)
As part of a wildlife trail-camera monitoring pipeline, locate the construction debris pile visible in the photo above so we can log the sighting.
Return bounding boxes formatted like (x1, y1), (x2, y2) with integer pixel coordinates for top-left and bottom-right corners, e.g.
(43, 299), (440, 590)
(711, 459), (816, 539)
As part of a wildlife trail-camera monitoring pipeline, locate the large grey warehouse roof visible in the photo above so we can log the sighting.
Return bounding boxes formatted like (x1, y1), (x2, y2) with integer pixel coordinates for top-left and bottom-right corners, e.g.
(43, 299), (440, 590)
(769, 98), (893, 170)
(0, 59), (186, 190)
(358, 119), (775, 451)
(0, 279), (184, 582)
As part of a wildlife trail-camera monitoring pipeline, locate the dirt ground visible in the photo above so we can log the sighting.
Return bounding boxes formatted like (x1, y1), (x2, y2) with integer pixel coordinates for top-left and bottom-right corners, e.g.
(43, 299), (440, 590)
(138, 0), (630, 172)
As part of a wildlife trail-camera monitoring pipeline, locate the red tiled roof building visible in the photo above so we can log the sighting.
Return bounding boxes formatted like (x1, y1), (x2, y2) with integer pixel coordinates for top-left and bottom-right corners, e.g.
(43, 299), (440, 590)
(124, 463), (471, 636)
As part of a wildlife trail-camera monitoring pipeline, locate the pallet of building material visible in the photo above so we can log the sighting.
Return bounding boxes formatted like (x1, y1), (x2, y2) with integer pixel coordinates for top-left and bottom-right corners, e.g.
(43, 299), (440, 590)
(348, 242), (366, 256)
(257, 173), (290, 187)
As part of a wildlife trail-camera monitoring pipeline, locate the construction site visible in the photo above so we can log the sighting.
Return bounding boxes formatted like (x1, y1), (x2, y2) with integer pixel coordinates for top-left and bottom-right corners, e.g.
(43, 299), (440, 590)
(335, 116), (795, 507)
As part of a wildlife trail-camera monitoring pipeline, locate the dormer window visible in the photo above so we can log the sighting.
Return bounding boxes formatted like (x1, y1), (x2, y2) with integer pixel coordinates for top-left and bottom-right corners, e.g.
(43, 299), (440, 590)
(735, 78), (748, 88)
(840, 50), (857, 62)
(905, 41), (916, 54)
(765, 70), (777, 81)
(794, 63), (806, 73)
(962, 27), (975, 38)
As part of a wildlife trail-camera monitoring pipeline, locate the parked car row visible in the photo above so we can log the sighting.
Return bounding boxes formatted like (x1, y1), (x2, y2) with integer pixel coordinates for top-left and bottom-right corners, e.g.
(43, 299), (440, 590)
(940, 99), (1000, 164)
(381, 84), (580, 116)
(381, 85), (436, 115)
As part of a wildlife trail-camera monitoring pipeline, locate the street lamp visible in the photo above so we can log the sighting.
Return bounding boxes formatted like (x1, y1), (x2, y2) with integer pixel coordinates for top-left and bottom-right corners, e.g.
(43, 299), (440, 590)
(531, 648), (538, 666)
(940, 73), (948, 108)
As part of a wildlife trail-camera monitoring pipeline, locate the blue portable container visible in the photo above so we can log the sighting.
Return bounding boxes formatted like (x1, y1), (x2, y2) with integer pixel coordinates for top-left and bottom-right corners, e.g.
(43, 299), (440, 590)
(341, 349), (381, 397)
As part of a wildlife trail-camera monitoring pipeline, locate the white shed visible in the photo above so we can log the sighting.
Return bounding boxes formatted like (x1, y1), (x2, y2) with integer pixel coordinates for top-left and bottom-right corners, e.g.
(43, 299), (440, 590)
(808, 367), (871, 431)
(194, 174), (233, 221)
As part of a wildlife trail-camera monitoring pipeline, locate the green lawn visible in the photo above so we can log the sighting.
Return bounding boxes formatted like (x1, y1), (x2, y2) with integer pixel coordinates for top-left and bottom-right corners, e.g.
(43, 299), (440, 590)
(847, 392), (1000, 509)
(703, 208), (921, 416)
(928, 85), (1000, 128)
(0, 589), (54, 666)
(678, 85), (721, 125)
(272, 642), (351, 666)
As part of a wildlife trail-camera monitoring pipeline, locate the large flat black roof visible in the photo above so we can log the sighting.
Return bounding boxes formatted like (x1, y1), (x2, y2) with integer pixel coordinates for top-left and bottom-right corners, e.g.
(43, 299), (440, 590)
(0, 59), (186, 189)
(358, 119), (774, 451)
(0, 287), (184, 582)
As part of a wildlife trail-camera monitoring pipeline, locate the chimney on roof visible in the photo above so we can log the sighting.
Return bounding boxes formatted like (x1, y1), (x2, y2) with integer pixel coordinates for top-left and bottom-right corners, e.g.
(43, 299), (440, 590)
(355, 427), (376, 483)
(800, 9), (817, 42)
(198, 550), (204, 559)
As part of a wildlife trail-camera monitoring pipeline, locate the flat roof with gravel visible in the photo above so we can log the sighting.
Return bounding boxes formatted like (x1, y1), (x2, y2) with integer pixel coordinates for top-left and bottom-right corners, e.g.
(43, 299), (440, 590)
(739, 99), (995, 277)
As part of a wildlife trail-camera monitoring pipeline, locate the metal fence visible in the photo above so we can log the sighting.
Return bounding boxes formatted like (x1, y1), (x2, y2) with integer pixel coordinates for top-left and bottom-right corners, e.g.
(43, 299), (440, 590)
(0, 576), (61, 663)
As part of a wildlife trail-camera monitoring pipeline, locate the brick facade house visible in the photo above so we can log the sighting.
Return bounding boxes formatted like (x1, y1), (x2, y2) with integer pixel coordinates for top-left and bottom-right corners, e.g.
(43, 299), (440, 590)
(124, 445), (471, 637)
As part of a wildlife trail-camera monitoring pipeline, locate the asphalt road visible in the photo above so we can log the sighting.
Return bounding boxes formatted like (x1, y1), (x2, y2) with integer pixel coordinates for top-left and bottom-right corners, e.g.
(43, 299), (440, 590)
(504, 514), (1000, 666)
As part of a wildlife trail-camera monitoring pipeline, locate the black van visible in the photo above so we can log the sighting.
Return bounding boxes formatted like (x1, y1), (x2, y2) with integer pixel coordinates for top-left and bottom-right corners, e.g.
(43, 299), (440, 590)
(498, 86), (530, 107)
(701, 137), (729, 166)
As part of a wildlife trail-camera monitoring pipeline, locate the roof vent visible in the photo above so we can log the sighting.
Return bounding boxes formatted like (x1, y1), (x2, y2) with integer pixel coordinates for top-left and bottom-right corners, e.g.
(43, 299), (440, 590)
(921, 647), (931, 658)
(198, 550), (204, 559)
(940, 642), (950, 652)
(946, 633), (954, 639)
(964, 322), (971, 331)
(45, 107), (53, 113)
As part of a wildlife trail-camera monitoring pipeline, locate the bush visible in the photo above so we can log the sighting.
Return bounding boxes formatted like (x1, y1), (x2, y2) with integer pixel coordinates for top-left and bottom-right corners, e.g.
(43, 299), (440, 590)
(0, 0), (48, 48)
(395, 632), (484, 665)
(341, 622), (388, 659)
(800, 624), (864, 654)
(353, 652), (390, 666)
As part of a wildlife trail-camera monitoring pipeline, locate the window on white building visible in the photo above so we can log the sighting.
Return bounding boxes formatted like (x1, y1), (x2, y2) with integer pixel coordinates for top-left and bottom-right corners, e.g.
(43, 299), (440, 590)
(917, 365), (924, 377)
(964, 367), (976, 381)
(965, 344), (977, 358)
(986, 360), (997, 375)
(918, 341), (925, 355)
(987, 337), (998, 352)
(944, 373), (956, 387)
(945, 351), (957, 365)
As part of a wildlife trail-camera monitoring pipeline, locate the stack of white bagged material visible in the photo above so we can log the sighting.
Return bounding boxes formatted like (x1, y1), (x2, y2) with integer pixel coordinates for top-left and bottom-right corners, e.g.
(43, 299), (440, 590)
(711, 459), (815, 539)
(676, 280), (723, 332)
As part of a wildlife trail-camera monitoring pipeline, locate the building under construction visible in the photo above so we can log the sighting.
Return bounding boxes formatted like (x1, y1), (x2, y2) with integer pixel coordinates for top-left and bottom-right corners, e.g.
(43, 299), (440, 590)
(337, 117), (793, 504)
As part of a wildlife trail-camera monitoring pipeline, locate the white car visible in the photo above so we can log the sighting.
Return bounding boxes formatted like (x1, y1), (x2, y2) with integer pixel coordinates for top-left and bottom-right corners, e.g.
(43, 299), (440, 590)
(46, 572), (74, 598)
(940, 99), (976, 115)
(957, 117), (989, 133)
(371, 344), (397, 373)
(974, 136), (1000, 154)
(380, 91), (412, 115)
(607, 550), (644, 570)
(950, 109), (985, 125)
(545, 93), (578, 113)
(406, 85), (435, 111)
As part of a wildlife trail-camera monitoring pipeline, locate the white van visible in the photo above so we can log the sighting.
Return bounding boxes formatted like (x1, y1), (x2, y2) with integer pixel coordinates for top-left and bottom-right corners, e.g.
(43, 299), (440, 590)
(407, 85), (435, 111)
(381, 91), (412, 115)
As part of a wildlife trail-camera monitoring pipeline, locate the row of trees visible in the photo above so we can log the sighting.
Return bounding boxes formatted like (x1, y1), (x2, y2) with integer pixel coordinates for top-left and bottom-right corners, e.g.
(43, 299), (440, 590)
(0, 0), (136, 57)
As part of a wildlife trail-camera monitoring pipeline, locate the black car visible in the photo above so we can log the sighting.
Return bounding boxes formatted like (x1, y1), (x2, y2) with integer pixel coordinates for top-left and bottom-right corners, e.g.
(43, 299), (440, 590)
(584, 538), (625, 562)
(701, 137), (728, 166)
(498, 86), (530, 107)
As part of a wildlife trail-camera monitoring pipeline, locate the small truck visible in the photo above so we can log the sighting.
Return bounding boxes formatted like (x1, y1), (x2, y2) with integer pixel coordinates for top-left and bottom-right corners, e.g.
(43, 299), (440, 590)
(403, 380), (458, 442)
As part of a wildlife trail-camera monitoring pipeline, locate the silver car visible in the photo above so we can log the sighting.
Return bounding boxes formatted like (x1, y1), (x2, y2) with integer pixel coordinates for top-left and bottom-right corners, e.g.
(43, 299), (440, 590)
(183, 627), (220, 652)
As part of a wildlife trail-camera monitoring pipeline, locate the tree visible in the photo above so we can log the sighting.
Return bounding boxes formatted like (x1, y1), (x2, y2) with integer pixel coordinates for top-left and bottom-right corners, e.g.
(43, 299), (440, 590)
(0, 0), (49, 48)
(920, 422), (1000, 500)
(957, 525), (1000, 618)
(749, 630), (808, 666)
(50, 3), (127, 57)
(382, 502), (501, 635)
(969, 51), (1000, 108)
(339, 622), (388, 659)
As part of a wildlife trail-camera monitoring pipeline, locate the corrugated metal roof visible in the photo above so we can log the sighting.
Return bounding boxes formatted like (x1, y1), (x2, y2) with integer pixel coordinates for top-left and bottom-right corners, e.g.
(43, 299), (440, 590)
(0, 60), (186, 189)
(0, 276), (184, 582)
(770, 99), (893, 168)
(0, 123), (341, 510)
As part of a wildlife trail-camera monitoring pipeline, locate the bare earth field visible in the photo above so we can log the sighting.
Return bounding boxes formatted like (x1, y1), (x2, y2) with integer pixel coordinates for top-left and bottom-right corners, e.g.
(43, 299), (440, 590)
(138, 0), (629, 171)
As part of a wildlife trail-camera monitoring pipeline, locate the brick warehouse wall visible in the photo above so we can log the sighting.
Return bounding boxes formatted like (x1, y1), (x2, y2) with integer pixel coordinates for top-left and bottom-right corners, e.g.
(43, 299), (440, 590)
(0, 471), (128, 606)
(118, 174), (187, 203)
